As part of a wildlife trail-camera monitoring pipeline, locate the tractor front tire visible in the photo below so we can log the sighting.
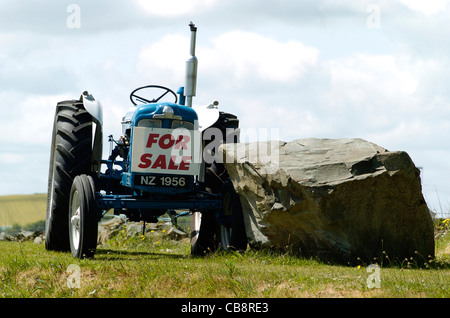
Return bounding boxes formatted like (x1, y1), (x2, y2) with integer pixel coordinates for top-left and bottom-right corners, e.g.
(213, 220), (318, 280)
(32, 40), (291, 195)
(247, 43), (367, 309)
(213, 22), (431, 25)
(69, 174), (98, 259)
(45, 100), (93, 252)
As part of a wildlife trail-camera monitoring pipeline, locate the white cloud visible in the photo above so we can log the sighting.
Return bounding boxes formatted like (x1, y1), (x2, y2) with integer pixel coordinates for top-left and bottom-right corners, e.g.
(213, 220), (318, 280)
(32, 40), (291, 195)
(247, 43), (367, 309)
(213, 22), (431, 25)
(2, 153), (26, 165)
(2, 94), (65, 146)
(236, 99), (328, 142)
(326, 53), (419, 104)
(204, 31), (319, 83)
(399, 0), (448, 16)
(320, 53), (450, 150)
(135, 0), (217, 17)
(137, 31), (319, 92)
(137, 34), (188, 85)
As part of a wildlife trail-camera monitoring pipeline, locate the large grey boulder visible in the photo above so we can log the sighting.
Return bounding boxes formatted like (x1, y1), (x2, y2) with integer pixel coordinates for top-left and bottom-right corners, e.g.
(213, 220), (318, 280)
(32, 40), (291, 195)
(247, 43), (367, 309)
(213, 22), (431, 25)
(220, 138), (435, 264)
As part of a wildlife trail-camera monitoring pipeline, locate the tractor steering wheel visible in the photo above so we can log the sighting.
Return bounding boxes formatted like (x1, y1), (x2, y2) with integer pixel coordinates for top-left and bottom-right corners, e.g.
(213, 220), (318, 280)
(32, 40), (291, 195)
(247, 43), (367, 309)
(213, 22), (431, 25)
(130, 85), (178, 105)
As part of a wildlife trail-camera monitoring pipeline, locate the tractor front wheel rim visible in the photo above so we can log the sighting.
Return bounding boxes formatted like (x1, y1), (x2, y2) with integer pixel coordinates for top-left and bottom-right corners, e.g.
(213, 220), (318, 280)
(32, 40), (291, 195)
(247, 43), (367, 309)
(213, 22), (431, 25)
(70, 190), (81, 249)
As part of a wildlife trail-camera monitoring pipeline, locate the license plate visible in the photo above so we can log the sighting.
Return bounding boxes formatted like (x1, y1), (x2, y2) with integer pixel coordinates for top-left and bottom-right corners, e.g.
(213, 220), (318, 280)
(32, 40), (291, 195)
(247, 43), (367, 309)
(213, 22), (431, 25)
(134, 174), (190, 188)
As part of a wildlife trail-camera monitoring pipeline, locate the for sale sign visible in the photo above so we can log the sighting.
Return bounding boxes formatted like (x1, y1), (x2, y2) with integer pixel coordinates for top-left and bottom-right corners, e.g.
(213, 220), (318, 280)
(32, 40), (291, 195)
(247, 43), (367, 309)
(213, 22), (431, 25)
(131, 127), (201, 176)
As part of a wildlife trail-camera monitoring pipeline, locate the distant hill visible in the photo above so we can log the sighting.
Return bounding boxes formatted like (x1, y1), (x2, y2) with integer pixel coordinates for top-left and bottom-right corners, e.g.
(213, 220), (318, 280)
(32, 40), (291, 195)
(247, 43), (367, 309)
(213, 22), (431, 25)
(0, 194), (47, 228)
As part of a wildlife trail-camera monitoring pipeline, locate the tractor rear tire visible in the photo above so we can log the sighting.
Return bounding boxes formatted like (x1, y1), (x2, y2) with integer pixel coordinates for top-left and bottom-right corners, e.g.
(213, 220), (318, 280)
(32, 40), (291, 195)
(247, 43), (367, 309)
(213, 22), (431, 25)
(45, 100), (93, 252)
(190, 176), (247, 256)
(217, 177), (248, 252)
(191, 163), (248, 256)
(69, 174), (98, 259)
(191, 111), (247, 256)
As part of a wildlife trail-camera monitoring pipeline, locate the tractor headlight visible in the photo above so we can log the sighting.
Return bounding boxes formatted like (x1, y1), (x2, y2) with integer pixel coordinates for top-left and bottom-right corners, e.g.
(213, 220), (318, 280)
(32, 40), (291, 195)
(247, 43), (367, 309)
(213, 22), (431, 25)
(162, 106), (174, 118)
(153, 105), (182, 120)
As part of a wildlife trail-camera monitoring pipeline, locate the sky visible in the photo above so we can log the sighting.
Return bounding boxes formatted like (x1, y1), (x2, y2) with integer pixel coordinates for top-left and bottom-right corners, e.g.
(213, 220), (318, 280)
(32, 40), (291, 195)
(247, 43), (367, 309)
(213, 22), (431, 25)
(0, 0), (449, 217)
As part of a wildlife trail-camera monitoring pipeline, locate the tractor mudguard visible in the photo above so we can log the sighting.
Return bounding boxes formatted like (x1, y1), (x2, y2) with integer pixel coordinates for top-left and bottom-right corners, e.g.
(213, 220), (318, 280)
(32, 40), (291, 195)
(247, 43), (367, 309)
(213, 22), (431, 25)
(81, 91), (103, 174)
(193, 102), (220, 132)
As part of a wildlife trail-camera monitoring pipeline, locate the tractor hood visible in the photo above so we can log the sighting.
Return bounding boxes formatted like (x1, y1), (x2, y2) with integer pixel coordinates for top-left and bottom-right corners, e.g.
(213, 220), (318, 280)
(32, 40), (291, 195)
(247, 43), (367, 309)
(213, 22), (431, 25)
(133, 102), (198, 124)
(122, 102), (199, 133)
(122, 102), (219, 133)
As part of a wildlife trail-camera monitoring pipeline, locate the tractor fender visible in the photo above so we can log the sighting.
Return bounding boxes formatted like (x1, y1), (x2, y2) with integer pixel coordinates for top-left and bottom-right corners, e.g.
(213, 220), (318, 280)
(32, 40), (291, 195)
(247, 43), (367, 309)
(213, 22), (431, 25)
(81, 91), (103, 174)
(192, 102), (220, 132)
(81, 91), (103, 126)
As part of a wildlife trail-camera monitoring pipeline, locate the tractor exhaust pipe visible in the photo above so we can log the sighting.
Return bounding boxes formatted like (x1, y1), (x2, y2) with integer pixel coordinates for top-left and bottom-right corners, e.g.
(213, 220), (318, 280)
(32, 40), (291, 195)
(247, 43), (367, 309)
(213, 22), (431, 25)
(185, 22), (198, 108)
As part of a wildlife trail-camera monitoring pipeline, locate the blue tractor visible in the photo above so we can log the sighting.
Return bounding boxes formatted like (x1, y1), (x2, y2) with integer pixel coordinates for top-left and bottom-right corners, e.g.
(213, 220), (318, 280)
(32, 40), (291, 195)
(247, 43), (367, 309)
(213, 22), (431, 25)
(44, 23), (247, 259)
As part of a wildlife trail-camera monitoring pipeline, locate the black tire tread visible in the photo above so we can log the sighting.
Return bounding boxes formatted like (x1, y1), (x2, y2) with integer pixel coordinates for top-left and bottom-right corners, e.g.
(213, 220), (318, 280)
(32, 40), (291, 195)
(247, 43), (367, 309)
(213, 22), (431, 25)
(45, 100), (93, 251)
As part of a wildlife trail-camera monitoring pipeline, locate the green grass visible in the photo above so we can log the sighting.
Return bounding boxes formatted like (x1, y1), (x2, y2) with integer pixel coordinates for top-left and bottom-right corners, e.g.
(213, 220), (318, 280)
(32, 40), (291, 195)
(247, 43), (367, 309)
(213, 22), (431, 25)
(0, 194), (449, 298)
(0, 226), (449, 298)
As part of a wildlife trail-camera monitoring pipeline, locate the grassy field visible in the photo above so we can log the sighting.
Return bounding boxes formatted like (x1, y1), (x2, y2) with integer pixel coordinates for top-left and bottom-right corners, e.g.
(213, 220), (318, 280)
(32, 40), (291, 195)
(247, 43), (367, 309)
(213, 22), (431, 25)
(0, 194), (449, 299)
(0, 222), (449, 299)
(0, 194), (47, 228)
